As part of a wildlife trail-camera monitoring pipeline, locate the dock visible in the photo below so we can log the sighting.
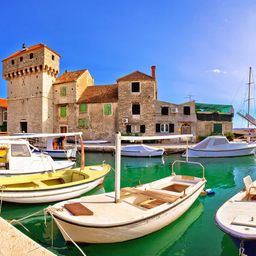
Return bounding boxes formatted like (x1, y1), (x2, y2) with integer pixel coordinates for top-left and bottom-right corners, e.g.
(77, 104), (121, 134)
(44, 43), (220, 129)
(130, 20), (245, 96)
(0, 217), (55, 256)
(82, 143), (194, 154)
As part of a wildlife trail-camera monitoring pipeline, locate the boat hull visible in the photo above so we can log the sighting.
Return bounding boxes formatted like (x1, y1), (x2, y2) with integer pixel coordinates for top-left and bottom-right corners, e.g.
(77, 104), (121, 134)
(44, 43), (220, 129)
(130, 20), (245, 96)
(121, 149), (164, 157)
(53, 184), (204, 243)
(1, 177), (105, 204)
(43, 148), (76, 159)
(183, 146), (256, 158)
(231, 237), (256, 256)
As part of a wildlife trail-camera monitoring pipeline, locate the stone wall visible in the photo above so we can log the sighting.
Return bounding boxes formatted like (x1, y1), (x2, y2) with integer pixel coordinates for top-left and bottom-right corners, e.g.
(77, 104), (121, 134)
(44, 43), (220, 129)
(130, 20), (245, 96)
(118, 80), (157, 135)
(78, 102), (118, 141)
(197, 121), (233, 137)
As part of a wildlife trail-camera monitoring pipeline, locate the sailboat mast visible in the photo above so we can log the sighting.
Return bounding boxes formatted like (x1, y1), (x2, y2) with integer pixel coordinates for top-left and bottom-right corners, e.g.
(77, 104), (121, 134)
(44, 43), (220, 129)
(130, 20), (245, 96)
(247, 66), (252, 128)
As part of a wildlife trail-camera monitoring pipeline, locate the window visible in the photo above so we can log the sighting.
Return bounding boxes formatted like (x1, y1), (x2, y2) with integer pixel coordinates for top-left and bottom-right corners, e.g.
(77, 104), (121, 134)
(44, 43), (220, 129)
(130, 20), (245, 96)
(140, 125), (146, 133)
(169, 123), (174, 133)
(103, 103), (112, 116)
(11, 60), (14, 65)
(29, 53), (34, 59)
(131, 82), (140, 93)
(132, 103), (140, 115)
(60, 106), (67, 118)
(161, 106), (169, 115)
(52, 55), (55, 60)
(60, 87), (67, 97)
(183, 106), (191, 115)
(160, 124), (169, 133)
(79, 103), (87, 113)
(3, 111), (7, 122)
(78, 118), (89, 128)
(20, 56), (23, 62)
(126, 125), (131, 133)
(11, 144), (31, 157)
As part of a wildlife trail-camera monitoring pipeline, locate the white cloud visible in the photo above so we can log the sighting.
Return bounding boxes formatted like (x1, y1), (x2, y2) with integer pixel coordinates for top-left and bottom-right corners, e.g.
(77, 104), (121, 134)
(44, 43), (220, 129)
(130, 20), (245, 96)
(211, 69), (227, 74)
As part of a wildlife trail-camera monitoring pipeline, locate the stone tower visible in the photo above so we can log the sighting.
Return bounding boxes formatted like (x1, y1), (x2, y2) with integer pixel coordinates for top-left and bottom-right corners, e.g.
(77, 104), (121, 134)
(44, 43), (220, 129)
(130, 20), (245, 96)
(2, 44), (60, 133)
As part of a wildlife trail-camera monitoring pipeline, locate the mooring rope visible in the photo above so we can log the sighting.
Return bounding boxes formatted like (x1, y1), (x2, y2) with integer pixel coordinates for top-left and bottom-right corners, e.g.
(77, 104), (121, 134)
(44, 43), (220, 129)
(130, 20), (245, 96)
(0, 186), (6, 215)
(46, 206), (86, 256)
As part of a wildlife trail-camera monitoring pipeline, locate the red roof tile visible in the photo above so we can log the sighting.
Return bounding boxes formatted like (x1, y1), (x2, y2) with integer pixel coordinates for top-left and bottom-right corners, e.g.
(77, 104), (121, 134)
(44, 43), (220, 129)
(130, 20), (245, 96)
(2, 43), (60, 62)
(54, 69), (87, 85)
(117, 71), (154, 82)
(78, 84), (118, 103)
(0, 98), (7, 108)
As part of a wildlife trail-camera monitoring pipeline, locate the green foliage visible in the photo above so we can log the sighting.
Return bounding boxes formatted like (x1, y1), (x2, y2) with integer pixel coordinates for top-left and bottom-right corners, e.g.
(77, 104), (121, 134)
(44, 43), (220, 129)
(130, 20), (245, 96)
(224, 132), (234, 141)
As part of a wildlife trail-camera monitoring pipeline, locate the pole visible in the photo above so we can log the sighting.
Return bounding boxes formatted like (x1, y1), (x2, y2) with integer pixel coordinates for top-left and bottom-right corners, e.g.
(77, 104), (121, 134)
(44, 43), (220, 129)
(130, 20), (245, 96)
(80, 134), (85, 171)
(115, 132), (121, 203)
(248, 67), (252, 128)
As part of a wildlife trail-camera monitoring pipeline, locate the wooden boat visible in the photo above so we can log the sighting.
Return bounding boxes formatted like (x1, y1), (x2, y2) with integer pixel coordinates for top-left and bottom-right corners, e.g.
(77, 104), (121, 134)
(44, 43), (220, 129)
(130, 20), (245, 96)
(47, 134), (205, 244)
(121, 144), (164, 157)
(182, 136), (256, 158)
(215, 175), (256, 256)
(0, 139), (74, 175)
(0, 163), (110, 204)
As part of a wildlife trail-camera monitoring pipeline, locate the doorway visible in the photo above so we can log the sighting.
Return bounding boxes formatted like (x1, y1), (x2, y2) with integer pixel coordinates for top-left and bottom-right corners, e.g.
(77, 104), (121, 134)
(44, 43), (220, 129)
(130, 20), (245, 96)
(20, 122), (27, 133)
(60, 126), (68, 133)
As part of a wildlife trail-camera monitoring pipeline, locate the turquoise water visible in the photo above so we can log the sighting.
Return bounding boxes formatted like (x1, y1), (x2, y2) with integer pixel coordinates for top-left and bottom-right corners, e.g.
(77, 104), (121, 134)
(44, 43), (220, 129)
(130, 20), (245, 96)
(2, 153), (256, 256)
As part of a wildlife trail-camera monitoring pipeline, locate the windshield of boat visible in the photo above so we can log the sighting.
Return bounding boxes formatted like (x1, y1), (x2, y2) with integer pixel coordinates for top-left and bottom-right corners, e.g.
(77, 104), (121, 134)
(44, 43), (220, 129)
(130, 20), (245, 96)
(11, 144), (31, 157)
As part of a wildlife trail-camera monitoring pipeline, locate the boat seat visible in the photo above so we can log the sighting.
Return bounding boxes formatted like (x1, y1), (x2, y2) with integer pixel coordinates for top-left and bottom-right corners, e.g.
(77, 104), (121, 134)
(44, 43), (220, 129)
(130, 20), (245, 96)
(121, 187), (180, 203)
(243, 175), (256, 200)
(139, 199), (166, 209)
(64, 203), (94, 216)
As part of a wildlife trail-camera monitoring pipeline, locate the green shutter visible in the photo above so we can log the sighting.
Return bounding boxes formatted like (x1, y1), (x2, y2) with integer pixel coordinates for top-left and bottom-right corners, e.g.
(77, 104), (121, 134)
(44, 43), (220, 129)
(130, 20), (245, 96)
(79, 103), (87, 113)
(60, 87), (66, 96)
(78, 118), (89, 128)
(213, 123), (222, 134)
(104, 104), (112, 116)
(60, 106), (67, 117)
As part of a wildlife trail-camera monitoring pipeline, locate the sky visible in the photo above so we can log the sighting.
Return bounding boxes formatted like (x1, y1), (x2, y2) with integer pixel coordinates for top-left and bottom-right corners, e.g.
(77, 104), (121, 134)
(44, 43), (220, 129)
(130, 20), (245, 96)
(0, 0), (256, 127)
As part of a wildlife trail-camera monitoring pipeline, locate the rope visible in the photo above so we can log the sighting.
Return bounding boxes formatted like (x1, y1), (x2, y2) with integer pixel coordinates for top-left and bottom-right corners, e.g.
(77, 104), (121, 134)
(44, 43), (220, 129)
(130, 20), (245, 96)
(9, 209), (44, 224)
(0, 186), (5, 215)
(239, 240), (247, 256)
(46, 206), (86, 256)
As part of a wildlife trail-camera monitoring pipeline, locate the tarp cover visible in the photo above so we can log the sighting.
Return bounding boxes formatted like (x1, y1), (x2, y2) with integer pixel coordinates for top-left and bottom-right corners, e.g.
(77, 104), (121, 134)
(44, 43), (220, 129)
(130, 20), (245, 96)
(196, 103), (233, 114)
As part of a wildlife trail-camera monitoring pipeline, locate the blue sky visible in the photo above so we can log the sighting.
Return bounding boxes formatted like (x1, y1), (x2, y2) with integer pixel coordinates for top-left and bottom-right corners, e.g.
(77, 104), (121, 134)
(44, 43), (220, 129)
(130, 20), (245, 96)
(0, 0), (256, 127)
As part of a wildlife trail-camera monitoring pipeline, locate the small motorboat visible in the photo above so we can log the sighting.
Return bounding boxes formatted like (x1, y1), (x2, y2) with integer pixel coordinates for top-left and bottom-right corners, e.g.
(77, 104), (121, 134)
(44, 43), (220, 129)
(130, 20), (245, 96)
(0, 163), (110, 203)
(47, 159), (206, 243)
(83, 140), (108, 144)
(121, 144), (164, 157)
(182, 136), (256, 158)
(0, 139), (74, 176)
(215, 175), (256, 256)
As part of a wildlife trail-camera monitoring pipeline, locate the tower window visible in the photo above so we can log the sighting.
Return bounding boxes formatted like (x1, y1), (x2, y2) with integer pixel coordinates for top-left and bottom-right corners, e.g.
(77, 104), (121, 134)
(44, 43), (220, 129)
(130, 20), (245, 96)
(131, 82), (140, 93)
(11, 60), (15, 65)
(60, 87), (67, 97)
(29, 53), (34, 59)
(20, 56), (23, 62)
(52, 55), (55, 60)
(132, 103), (140, 115)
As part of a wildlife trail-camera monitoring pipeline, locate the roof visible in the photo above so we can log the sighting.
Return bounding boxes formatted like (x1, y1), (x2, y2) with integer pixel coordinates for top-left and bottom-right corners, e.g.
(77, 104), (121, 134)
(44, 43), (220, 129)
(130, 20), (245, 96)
(117, 71), (154, 82)
(195, 103), (234, 114)
(54, 69), (87, 85)
(0, 98), (7, 108)
(2, 43), (60, 62)
(78, 84), (118, 104)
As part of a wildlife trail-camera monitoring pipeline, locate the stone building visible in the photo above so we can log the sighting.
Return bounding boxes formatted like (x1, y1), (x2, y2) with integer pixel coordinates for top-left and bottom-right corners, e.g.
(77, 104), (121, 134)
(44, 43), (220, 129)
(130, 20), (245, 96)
(195, 103), (234, 136)
(0, 98), (7, 132)
(2, 44), (60, 133)
(2, 43), (234, 140)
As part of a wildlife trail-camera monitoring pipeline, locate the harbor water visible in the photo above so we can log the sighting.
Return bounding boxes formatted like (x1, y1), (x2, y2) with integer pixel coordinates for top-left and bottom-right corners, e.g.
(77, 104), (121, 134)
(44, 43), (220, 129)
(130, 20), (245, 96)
(2, 152), (256, 256)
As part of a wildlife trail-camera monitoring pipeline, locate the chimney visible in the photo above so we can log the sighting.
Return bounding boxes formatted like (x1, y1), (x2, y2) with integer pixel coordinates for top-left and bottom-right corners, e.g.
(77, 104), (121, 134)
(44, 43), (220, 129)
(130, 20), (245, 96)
(151, 65), (156, 80)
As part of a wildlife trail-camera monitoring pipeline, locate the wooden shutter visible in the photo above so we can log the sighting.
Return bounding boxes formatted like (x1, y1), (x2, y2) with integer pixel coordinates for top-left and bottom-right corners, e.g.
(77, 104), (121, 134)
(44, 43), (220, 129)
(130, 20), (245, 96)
(126, 125), (131, 133)
(140, 125), (146, 133)
(169, 123), (174, 133)
(156, 123), (160, 133)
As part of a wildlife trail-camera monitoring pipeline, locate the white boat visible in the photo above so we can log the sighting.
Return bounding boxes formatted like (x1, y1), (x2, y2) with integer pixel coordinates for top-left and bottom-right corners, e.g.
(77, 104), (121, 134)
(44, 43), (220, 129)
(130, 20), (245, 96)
(215, 175), (256, 256)
(46, 134), (206, 244)
(182, 136), (256, 158)
(83, 140), (108, 144)
(121, 144), (164, 157)
(0, 139), (74, 175)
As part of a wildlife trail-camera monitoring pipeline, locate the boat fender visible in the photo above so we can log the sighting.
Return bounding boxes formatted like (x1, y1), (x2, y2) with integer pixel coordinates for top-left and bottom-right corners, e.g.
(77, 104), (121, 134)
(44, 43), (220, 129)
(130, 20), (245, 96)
(205, 188), (215, 196)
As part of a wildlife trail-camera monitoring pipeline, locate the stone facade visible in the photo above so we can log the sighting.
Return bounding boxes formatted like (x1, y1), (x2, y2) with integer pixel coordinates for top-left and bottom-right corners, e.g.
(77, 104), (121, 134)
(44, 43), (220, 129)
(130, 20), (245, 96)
(2, 44), (234, 140)
(0, 99), (7, 131)
(2, 44), (60, 133)
(117, 71), (157, 136)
